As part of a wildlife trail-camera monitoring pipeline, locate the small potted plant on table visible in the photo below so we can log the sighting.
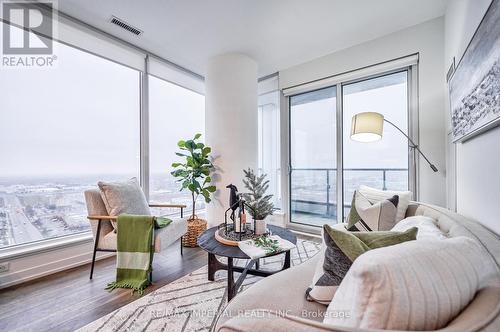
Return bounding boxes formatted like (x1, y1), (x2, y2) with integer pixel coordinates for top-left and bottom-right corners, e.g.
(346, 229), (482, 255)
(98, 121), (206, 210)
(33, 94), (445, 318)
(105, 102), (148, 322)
(171, 133), (216, 247)
(242, 168), (274, 234)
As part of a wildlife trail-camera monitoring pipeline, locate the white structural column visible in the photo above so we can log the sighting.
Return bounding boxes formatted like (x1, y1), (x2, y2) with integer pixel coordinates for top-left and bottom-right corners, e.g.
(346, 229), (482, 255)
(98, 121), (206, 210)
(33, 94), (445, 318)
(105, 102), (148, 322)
(205, 53), (258, 227)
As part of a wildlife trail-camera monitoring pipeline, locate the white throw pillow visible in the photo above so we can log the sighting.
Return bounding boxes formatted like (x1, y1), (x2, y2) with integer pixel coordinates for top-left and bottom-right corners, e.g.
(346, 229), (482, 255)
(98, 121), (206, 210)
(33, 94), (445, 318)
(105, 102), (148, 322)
(98, 177), (151, 230)
(324, 237), (498, 330)
(392, 216), (448, 240)
(358, 185), (412, 222)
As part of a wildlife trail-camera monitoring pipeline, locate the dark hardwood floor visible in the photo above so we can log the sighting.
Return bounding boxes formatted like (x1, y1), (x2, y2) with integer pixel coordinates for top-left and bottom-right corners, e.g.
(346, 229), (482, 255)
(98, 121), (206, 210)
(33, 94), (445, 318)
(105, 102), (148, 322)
(0, 241), (206, 332)
(0, 233), (320, 332)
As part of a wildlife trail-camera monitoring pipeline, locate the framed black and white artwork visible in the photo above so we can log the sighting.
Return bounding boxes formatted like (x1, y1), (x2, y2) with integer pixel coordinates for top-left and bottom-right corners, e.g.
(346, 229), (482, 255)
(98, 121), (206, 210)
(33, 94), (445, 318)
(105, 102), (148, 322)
(449, 0), (500, 142)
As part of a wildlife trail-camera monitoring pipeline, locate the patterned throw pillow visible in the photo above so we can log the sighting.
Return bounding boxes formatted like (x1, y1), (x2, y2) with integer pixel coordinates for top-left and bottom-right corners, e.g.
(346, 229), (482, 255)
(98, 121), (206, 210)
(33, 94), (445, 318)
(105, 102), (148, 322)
(306, 225), (417, 305)
(346, 191), (399, 231)
(358, 185), (412, 222)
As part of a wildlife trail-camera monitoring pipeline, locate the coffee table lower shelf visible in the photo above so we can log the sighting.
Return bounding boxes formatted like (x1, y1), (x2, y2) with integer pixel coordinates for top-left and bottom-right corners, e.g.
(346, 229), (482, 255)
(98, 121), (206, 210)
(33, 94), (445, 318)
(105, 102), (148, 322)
(208, 251), (291, 301)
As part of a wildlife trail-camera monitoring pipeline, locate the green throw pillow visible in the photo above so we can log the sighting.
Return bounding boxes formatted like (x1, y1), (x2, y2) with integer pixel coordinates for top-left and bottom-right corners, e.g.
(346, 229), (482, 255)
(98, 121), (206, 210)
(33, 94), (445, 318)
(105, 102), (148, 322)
(306, 225), (418, 305)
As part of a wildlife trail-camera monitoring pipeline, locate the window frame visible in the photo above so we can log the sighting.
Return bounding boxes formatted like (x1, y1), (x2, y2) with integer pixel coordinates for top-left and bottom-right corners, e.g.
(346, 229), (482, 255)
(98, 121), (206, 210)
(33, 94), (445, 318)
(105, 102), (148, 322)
(258, 90), (282, 210)
(286, 62), (418, 233)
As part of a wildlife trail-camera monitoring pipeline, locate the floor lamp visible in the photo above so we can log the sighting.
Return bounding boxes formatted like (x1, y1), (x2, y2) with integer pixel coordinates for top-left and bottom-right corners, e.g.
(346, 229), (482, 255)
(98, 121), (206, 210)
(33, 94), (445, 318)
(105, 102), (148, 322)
(350, 112), (438, 172)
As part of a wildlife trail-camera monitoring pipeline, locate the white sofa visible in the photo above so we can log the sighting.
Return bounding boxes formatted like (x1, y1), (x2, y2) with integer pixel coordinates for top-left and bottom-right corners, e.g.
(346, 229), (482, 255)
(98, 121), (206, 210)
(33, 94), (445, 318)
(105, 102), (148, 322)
(214, 202), (500, 332)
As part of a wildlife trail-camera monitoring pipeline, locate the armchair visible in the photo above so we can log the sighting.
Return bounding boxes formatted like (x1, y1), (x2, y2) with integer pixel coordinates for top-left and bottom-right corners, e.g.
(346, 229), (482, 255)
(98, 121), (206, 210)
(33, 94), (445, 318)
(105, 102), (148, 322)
(84, 189), (188, 280)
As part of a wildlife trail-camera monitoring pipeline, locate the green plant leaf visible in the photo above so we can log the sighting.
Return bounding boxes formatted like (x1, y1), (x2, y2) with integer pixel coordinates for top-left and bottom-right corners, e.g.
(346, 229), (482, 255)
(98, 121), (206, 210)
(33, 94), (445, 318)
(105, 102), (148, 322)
(185, 140), (196, 151)
(172, 133), (215, 217)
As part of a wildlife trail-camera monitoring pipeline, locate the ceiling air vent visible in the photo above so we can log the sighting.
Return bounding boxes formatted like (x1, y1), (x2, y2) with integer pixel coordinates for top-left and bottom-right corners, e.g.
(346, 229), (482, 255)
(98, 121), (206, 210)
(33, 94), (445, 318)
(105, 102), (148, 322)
(109, 16), (142, 36)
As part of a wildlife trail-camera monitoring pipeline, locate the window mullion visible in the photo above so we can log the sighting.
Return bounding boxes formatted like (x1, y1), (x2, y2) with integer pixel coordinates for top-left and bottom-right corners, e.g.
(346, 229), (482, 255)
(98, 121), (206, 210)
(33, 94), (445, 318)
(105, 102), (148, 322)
(336, 84), (344, 224)
(140, 56), (150, 200)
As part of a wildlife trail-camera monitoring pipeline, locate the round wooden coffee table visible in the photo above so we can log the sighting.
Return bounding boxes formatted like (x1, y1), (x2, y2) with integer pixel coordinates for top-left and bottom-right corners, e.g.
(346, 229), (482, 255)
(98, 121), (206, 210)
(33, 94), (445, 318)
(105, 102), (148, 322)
(197, 225), (297, 301)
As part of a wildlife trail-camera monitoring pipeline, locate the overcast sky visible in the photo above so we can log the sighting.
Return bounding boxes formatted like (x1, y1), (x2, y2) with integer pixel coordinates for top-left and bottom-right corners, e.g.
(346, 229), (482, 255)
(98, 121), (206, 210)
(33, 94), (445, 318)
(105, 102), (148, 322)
(0, 30), (204, 178)
(291, 71), (408, 169)
(1, 23), (406, 181)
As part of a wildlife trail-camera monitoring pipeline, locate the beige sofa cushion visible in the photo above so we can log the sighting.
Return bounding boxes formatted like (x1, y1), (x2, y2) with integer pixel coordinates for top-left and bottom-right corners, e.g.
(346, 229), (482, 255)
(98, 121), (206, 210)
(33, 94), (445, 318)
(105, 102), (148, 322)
(391, 215), (448, 240)
(214, 253), (326, 330)
(324, 236), (499, 330)
(218, 289), (500, 332)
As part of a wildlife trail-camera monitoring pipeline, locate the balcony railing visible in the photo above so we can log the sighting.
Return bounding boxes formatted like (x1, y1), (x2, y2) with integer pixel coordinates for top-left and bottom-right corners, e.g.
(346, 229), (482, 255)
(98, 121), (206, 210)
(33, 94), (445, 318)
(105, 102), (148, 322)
(291, 168), (408, 221)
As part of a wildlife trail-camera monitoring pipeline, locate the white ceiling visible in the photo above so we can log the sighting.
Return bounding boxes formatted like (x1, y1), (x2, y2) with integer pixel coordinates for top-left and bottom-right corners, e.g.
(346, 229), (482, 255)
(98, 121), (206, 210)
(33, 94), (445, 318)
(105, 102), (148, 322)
(58, 0), (448, 77)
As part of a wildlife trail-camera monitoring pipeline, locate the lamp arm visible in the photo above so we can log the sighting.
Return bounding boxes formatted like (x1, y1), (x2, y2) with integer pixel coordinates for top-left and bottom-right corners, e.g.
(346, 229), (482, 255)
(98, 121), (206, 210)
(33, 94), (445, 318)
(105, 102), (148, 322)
(383, 119), (438, 172)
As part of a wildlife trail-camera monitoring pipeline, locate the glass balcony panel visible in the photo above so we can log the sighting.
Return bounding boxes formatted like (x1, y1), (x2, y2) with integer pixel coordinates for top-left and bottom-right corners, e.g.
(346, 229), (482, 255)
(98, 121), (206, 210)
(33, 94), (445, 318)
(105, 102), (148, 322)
(290, 86), (337, 227)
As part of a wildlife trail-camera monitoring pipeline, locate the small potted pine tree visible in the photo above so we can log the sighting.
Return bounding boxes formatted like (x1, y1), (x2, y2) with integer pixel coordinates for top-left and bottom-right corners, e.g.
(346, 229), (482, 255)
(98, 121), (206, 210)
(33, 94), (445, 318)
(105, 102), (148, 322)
(242, 168), (274, 235)
(171, 133), (216, 247)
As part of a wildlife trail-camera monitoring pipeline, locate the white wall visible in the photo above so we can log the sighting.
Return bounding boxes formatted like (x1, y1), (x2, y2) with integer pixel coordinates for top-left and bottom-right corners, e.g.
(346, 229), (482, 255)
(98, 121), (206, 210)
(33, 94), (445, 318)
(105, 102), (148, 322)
(205, 53), (258, 227)
(444, 0), (499, 234)
(280, 18), (446, 206)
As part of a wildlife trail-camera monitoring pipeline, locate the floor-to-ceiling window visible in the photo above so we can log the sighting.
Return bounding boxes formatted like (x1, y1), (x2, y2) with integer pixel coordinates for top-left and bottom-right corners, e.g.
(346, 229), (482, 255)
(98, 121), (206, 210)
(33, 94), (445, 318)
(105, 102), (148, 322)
(290, 87), (337, 226)
(149, 76), (205, 216)
(288, 67), (413, 228)
(0, 21), (205, 250)
(0, 39), (140, 248)
(258, 90), (281, 209)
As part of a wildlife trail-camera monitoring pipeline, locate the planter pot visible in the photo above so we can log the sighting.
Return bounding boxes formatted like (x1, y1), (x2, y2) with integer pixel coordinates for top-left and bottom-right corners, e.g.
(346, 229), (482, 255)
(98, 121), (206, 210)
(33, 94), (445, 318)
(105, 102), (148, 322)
(182, 218), (207, 247)
(254, 219), (267, 235)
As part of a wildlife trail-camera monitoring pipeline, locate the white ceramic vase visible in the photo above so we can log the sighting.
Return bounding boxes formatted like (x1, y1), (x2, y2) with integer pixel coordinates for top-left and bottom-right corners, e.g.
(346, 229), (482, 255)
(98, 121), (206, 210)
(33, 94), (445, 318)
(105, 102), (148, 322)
(254, 219), (266, 235)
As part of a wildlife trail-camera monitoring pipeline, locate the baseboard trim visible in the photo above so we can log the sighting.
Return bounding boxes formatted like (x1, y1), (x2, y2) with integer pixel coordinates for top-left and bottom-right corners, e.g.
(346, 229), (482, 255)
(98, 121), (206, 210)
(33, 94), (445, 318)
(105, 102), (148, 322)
(0, 250), (114, 289)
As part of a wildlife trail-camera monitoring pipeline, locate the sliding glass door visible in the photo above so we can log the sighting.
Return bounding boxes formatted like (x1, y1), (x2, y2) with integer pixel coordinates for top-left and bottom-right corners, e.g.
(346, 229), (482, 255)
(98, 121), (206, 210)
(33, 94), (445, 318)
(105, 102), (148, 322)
(289, 70), (411, 227)
(342, 71), (409, 217)
(290, 87), (337, 226)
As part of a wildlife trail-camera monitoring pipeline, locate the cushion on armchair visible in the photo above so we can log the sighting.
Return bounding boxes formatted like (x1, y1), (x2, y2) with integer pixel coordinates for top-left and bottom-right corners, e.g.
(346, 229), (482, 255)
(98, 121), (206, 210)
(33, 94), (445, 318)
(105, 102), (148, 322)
(98, 177), (151, 229)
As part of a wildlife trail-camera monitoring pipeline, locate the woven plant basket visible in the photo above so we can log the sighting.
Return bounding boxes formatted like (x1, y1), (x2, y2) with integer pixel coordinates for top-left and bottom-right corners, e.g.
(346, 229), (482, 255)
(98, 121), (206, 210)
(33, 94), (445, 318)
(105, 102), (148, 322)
(183, 217), (207, 247)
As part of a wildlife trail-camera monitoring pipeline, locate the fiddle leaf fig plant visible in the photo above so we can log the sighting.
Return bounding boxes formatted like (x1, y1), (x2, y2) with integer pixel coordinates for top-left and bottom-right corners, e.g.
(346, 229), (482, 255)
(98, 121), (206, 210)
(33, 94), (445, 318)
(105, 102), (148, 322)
(171, 133), (216, 220)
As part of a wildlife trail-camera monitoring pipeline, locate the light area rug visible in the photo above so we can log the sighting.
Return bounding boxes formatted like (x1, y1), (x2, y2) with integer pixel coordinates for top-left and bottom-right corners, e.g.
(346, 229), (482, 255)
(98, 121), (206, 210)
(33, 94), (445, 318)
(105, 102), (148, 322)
(78, 239), (320, 332)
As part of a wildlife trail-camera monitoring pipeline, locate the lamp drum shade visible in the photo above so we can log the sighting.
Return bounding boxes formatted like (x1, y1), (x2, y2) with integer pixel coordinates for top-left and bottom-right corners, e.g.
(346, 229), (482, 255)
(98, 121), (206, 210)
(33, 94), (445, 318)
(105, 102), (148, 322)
(351, 112), (384, 142)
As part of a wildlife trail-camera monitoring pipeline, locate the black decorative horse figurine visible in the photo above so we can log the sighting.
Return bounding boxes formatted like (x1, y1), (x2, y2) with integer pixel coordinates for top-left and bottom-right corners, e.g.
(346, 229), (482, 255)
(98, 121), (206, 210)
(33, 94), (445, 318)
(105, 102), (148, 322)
(226, 184), (239, 222)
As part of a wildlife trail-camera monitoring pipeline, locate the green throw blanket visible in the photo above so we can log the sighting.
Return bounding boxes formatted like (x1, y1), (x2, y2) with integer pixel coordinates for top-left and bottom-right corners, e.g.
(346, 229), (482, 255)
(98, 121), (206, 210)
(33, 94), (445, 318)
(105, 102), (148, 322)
(106, 214), (172, 295)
